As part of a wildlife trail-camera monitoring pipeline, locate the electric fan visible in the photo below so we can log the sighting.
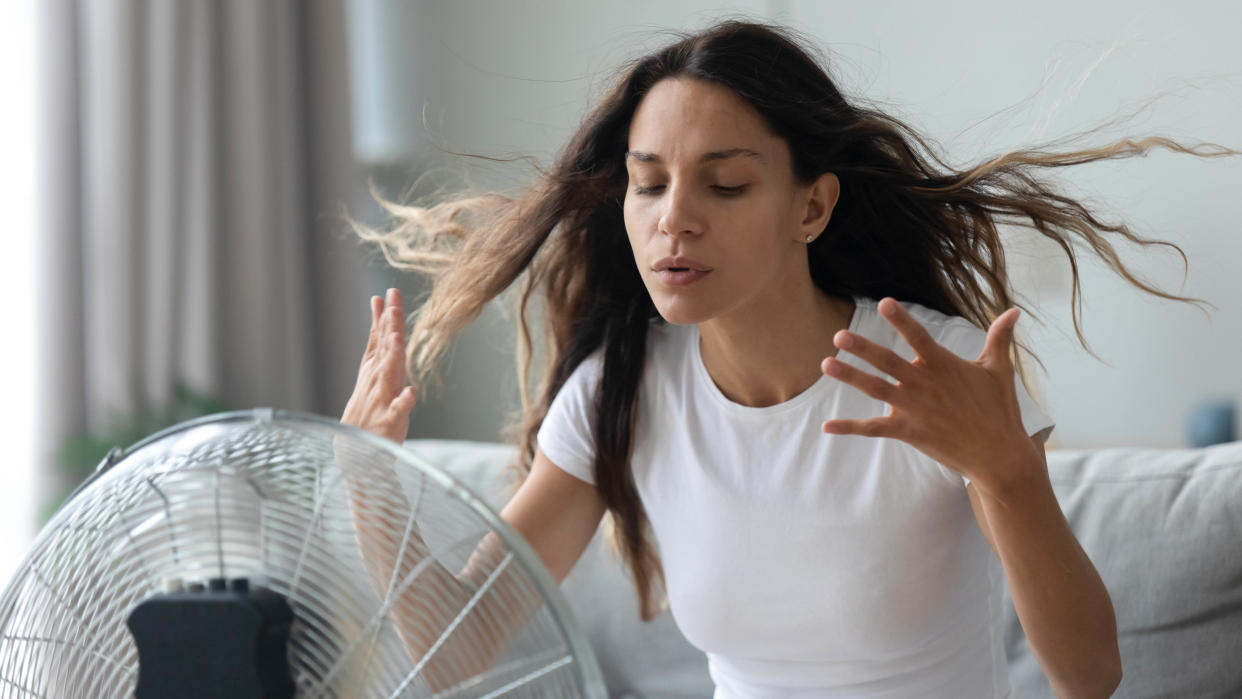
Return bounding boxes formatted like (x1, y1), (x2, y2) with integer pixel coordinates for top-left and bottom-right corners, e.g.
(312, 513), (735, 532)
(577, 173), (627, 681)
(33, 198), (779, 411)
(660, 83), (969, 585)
(0, 409), (608, 698)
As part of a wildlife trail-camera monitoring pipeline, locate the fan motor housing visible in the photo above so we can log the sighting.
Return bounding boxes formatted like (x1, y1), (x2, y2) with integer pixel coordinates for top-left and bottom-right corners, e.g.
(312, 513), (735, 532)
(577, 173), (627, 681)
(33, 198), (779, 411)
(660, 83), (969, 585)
(126, 576), (295, 699)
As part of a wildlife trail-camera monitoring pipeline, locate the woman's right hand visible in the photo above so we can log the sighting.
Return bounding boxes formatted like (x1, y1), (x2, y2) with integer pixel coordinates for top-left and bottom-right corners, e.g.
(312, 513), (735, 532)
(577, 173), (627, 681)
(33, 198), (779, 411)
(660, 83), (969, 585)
(341, 287), (418, 444)
(337, 290), (493, 686)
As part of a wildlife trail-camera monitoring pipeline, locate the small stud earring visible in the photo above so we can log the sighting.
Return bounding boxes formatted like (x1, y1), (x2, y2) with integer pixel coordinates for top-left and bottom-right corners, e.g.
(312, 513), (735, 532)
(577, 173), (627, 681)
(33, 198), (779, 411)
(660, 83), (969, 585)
(805, 235), (814, 242)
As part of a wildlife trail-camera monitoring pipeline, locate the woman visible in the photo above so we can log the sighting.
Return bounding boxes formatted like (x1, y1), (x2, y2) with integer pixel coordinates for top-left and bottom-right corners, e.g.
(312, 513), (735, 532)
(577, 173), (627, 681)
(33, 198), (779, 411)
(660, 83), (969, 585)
(342, 19), (1230, 698)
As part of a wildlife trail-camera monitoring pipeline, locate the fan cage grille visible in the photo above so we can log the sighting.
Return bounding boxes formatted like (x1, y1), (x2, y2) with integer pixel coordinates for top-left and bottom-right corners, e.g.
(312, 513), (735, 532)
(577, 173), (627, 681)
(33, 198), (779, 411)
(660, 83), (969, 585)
(0, 410), (606, 698)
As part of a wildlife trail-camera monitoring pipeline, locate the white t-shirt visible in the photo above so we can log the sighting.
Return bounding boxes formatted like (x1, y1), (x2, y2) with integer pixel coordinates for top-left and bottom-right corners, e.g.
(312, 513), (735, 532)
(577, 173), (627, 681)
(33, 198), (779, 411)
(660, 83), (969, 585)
(537, 296), (1054, 699)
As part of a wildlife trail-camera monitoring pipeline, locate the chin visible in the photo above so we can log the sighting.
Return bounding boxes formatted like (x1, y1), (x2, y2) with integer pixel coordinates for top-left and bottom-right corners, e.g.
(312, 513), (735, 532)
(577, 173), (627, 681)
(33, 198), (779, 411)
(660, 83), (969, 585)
(651, 297), (715, 326)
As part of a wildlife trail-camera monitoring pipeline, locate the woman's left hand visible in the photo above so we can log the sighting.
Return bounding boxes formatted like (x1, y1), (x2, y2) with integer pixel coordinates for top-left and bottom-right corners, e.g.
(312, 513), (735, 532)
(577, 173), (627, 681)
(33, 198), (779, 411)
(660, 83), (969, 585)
(820, 296), (1040, 495)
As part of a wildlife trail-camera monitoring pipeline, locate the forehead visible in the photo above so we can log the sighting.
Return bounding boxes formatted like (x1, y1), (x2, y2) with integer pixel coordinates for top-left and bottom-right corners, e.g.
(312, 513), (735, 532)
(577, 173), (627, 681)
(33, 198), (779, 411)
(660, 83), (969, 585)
(626, 78), (781, 167)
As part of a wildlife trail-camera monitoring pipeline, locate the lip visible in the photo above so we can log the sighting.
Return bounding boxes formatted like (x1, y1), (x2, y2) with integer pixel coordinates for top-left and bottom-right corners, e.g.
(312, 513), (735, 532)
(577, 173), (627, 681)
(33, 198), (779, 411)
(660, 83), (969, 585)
(652, 256), (712, 272)
(655, 269), (710, 286)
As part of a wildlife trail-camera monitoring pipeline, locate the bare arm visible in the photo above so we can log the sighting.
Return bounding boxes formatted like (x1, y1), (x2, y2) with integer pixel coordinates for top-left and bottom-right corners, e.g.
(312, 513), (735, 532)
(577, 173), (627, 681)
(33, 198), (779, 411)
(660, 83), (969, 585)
(340, 445), (605, 692)
(338, 285), (605, 692)
(967, 434), (1121, 699)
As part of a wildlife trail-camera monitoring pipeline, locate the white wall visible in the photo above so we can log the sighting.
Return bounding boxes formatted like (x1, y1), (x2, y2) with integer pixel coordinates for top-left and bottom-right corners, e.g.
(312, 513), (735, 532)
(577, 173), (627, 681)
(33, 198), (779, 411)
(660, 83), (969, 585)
(378, 0), (1242, 448)
(789, 0), (1242, 447)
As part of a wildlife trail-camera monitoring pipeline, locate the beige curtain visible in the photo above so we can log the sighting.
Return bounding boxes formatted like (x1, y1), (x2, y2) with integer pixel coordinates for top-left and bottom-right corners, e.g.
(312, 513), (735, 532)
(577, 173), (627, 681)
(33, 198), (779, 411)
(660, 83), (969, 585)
(34, 0), (335, 504)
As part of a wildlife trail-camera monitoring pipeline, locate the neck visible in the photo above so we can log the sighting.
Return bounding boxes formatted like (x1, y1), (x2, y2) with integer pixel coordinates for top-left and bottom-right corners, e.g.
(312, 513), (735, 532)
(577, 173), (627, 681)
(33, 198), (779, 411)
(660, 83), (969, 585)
(697, 280), (855, 408)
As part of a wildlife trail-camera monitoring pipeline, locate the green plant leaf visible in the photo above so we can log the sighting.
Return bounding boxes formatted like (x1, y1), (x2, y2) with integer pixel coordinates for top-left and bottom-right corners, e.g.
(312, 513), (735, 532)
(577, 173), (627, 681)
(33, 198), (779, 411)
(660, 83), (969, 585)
(43, 381), (232, 526)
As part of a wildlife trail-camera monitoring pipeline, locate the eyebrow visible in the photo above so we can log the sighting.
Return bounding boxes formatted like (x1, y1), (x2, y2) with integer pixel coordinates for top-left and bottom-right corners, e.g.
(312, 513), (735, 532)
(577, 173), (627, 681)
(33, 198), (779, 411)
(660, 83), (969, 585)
(624, 147), (763, 164)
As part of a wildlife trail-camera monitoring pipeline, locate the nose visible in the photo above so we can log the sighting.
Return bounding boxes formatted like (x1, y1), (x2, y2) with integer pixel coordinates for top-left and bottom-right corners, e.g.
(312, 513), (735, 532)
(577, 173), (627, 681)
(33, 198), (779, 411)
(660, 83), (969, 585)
(657, 182), (704, 239)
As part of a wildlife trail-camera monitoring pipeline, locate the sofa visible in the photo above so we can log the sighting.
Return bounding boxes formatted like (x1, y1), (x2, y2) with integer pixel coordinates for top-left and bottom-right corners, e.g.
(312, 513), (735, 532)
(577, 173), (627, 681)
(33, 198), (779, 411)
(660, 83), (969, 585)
(403, 438), (1242, 698)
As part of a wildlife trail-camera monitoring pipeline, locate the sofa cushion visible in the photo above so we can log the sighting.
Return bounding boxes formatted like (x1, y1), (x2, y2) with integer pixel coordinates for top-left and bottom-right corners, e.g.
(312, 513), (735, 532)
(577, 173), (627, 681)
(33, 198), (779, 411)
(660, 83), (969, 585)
(1006, 441), (1242, 698)
(402, 439), (714, 699)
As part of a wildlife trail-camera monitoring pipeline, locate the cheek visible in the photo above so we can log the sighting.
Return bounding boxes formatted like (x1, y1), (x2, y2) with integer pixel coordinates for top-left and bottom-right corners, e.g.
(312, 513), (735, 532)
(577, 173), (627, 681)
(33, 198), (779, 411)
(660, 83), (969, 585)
(622, 203), (649, 257)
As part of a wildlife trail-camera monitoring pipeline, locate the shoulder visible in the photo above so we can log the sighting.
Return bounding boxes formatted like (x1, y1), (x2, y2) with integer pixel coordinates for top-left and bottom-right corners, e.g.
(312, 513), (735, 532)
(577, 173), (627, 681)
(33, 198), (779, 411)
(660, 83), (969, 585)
(907, 299), (991, 362)
(899, 298), (982, 344)
(902, 298), (988, 360)
(571, 345), (607, 378)
(855, 296), (985, 361)
(558, 318), (685, 391)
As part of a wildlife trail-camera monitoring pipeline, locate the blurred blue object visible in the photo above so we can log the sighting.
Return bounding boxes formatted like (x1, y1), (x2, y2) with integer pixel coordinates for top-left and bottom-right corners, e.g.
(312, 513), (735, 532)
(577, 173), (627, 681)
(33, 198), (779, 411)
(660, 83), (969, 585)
(1186, 398), (1237, 447)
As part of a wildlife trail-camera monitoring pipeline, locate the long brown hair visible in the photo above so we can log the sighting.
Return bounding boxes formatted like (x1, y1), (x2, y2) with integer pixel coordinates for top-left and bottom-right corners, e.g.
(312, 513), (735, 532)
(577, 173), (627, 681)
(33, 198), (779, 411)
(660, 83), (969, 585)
(348, 19), (1236, 621)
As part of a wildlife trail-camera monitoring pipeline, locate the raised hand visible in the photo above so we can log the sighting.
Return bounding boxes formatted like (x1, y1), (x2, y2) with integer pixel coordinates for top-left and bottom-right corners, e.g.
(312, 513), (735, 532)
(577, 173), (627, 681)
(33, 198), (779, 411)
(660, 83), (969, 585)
(819, 297), (1040, 494)
(341, 287), (418, 444)
(335, 289), (488, 686)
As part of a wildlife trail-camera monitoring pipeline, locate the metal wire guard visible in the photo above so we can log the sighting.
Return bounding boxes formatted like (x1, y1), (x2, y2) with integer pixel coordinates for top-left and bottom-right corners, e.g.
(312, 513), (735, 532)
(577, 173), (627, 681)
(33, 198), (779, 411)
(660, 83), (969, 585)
(0, 409), (607, 698)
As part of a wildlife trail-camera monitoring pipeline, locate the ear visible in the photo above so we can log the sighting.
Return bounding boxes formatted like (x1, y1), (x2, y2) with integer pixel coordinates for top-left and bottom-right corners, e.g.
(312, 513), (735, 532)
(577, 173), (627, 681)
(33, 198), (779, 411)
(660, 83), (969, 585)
(797, 172), (840, 243)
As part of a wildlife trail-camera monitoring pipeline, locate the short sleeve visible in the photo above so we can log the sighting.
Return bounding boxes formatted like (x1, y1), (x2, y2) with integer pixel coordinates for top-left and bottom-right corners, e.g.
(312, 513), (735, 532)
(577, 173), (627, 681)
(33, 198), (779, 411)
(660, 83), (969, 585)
(535, 351), (603, 486)
(937, 321), (1056, 487)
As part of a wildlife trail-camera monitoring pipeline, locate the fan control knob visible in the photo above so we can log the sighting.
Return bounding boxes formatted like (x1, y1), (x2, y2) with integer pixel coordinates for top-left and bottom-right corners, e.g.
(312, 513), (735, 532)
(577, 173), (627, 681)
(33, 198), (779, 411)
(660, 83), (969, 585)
(127, 578), (295, 698)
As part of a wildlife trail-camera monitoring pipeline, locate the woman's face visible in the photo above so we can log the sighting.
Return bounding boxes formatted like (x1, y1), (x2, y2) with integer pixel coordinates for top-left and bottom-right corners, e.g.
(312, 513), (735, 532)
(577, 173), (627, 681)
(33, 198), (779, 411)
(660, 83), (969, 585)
(622, 77), (834, 326)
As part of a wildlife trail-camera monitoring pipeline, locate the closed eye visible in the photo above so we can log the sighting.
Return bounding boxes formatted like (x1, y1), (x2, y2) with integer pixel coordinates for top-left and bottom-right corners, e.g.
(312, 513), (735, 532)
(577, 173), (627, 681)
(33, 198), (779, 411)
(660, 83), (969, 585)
(632, 185), (748, 196)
